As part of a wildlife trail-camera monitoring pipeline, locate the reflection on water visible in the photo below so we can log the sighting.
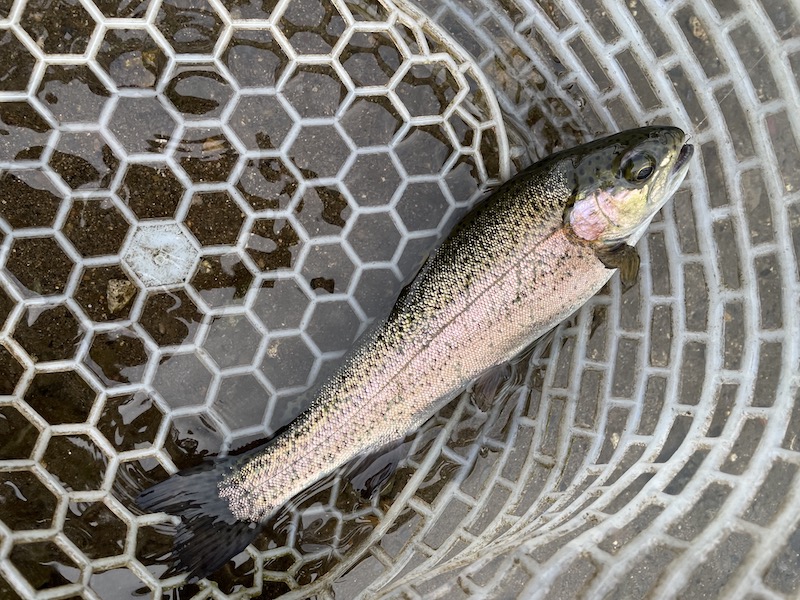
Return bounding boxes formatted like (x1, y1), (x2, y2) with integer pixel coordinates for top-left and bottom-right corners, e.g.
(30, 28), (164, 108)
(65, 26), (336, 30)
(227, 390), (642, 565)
(37, 64), (110, 124)
(165, 65), (234, 120)
(246, 218), (302, 272)
(176, 127), (238, 183)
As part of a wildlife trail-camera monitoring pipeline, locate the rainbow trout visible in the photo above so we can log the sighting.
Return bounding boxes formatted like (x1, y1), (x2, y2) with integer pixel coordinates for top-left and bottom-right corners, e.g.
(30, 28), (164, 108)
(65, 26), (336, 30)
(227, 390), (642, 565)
(137, 126), (693, 579)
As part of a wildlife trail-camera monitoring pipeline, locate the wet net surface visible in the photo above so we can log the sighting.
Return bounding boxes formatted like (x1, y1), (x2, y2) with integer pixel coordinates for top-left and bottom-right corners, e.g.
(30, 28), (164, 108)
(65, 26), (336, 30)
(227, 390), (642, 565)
(1, 0), (800, 599)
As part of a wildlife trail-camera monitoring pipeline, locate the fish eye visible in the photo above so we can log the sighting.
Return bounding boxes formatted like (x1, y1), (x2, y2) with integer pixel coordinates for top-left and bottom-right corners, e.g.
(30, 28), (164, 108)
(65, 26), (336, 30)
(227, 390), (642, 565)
(621, 152), (656, 183)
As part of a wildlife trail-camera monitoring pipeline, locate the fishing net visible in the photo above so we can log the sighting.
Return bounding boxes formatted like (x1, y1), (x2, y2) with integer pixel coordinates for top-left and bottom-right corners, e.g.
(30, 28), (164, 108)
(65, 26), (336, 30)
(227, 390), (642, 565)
(0, 0), (798, 598)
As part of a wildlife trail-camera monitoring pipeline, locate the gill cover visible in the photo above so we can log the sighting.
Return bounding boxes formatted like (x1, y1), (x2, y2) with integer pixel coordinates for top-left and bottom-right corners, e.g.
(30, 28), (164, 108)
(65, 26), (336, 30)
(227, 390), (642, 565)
(563, 126), (691, 287)
(566, 126), (687, 245)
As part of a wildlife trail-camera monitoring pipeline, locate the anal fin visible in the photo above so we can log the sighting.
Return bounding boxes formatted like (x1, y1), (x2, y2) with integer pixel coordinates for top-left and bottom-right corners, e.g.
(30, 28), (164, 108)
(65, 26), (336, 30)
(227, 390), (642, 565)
(348, 440), (409, 500)
(471, 362), (513, 412)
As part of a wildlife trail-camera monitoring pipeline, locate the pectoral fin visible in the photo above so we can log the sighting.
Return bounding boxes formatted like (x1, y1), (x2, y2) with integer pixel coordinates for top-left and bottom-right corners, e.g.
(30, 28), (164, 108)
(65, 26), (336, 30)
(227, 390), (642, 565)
(596, 243), (640, 290)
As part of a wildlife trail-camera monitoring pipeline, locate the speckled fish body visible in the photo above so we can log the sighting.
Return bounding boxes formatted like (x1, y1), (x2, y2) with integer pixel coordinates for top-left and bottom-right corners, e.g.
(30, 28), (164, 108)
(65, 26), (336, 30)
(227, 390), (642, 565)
(136, 126), (694, 579)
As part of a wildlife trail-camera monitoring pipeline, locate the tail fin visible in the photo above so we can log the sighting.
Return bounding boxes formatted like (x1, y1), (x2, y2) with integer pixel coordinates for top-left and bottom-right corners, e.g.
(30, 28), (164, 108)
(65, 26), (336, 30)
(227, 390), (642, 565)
(135, 459), (260, 582)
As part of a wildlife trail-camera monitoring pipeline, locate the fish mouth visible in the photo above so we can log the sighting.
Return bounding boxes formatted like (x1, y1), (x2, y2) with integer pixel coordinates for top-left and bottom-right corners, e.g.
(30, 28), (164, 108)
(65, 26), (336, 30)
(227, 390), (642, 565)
(672, 142), (694, 174)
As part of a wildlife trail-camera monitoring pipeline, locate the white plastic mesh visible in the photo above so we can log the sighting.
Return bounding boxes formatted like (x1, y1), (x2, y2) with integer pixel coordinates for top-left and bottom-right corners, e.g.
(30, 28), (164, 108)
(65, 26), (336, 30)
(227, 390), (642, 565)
(0, 0), (799, 599)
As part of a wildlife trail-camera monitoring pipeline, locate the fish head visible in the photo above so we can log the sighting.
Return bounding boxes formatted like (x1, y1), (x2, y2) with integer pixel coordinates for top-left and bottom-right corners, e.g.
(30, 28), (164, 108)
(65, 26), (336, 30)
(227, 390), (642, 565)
(566, 126), (694, 245)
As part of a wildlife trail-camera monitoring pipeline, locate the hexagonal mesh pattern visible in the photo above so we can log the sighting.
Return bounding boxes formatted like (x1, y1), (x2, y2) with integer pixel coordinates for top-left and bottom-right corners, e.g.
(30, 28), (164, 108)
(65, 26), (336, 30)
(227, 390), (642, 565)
(1, 0), (799, 599)
(1, 0), (508, 597)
